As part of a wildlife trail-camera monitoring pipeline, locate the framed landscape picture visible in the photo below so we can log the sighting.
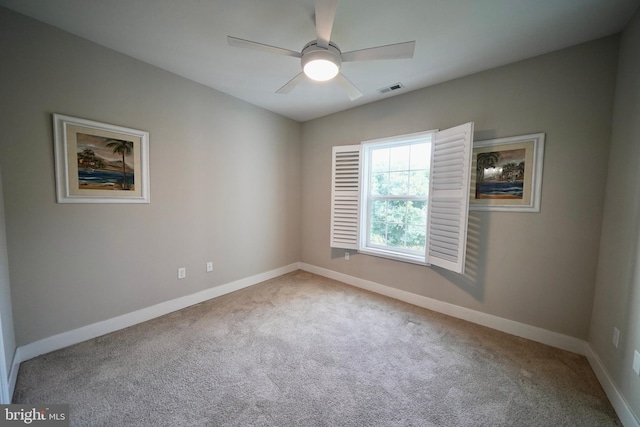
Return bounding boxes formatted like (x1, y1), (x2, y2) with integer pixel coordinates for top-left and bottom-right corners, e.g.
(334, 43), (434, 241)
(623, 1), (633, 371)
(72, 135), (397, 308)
(53, 114), (150, 203)
(469, 133), (544, 212)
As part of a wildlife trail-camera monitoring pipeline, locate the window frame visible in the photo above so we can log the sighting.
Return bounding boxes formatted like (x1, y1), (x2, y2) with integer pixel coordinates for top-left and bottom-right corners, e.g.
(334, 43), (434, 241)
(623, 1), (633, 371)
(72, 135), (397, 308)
(359, 131), (435, 265)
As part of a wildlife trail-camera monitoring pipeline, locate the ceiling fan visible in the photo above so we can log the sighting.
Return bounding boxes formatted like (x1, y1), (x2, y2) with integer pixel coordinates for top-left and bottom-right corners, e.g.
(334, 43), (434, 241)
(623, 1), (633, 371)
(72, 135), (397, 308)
(227, 0), (415, 100)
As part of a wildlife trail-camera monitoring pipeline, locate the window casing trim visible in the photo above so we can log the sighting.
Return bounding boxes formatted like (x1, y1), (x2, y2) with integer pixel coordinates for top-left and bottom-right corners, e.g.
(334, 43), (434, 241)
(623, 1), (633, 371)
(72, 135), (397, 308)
(359, 130), (435, 264)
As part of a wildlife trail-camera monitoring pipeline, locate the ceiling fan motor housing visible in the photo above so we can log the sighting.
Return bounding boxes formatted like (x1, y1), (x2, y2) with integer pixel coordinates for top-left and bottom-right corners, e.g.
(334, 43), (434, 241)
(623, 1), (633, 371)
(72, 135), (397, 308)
(301, 41), (342, 81)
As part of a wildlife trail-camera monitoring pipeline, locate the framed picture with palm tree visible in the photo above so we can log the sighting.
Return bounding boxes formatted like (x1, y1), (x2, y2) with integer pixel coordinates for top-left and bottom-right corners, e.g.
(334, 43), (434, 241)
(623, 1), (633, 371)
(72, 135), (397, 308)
(53, 114), (150, 203)
(469, 133), (544, 212)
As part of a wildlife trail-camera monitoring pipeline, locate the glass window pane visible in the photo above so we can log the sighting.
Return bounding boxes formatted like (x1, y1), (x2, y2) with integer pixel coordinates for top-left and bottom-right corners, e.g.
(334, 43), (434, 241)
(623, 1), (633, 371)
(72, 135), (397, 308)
(371, 173), (389, 196)
(409, 170), (429, 196)
(387, 200), (407, 223)
(409, 143), (430, 170)
(371, 200), (386, 222)
(389, 145), (410, 171)
(371, 148), (389, 172)
(406, 225), (426, 250)
(370, 222), (386, 245)
(386, 223), (406, 248)
(407, 200), (427, 225)
(388, 171), (409, 196)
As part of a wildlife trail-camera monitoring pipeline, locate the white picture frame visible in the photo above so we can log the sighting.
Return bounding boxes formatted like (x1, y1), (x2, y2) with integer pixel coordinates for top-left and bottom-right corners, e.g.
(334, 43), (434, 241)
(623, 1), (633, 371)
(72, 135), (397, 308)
(53, 114), (150, 204)
(469, 133), (544, 212)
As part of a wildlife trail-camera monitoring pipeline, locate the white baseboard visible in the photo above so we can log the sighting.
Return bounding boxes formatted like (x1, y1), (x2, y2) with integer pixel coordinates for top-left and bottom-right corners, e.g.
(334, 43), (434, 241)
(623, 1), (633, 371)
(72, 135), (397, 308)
(585, 345), (640, 427)
(12, 262), (300, 386)
(300, 263), (588, 355)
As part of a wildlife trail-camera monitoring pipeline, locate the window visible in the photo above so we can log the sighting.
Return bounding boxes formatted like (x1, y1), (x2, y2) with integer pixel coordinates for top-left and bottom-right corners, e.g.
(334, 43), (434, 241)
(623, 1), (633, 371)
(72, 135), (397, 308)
(330, 122), (474, 274)
(361, 133), (431, 263)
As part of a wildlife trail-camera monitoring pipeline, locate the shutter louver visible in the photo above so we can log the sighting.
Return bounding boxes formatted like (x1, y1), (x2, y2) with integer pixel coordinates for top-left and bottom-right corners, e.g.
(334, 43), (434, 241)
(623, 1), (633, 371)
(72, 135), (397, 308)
(427, 122), (474, 273)
(330, 145), (361, 249)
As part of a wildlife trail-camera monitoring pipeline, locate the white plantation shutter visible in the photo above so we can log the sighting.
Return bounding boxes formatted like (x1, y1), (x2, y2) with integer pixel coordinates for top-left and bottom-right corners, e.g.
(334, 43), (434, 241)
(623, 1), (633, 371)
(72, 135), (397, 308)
(426, 122), (474, 273)
(330, 145), (361, 249)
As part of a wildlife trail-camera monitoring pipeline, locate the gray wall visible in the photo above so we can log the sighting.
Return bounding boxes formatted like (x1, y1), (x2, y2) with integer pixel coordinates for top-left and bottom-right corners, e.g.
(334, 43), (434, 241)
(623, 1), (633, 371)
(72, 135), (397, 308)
(301, 36), (618, 340)
(0, 8), (301, 346)
(590, 8), (640, 419)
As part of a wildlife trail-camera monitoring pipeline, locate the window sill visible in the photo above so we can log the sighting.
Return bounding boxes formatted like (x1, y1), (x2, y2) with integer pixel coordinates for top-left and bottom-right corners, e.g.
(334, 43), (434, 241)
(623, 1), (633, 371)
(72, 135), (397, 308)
(358, 248), (427, 266)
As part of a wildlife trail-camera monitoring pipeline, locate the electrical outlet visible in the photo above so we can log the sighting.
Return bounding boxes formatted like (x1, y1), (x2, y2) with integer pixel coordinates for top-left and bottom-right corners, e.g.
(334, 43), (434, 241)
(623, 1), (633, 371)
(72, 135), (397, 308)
(206, 262), (213, 272)
(633, 350), (640, 376)
(612, 327), (620, 348)
(345, 252), (350, 261)
(177, 267), (186, 279)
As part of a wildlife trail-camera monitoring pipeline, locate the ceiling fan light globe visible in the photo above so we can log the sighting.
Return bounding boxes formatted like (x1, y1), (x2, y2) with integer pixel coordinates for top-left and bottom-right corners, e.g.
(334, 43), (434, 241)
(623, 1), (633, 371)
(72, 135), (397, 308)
(301, 43), (342, 81)
(304, 59), (339, 81)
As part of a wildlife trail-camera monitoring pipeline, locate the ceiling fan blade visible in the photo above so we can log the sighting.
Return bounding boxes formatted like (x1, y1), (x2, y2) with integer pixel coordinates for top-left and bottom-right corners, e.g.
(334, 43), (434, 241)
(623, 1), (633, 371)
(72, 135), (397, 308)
(341, 41), (416, 62)
(227, 36), (301, 58)
(276, 72), (306, 94)
(314, 0), (338, 49)
(335, 73), (363, 101)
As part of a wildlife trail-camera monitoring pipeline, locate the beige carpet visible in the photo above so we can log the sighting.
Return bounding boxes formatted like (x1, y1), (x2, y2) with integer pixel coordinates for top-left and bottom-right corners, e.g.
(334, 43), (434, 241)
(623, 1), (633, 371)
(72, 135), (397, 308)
(13, 271), (620, 426)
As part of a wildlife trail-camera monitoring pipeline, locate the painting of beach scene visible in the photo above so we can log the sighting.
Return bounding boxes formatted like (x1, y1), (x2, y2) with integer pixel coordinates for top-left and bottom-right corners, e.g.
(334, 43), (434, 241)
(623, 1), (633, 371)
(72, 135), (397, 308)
(475, 148), (525, 199)
(53, 114), (150, 203)
(469, 133), (545, 212)
(77, 133), (135, 191)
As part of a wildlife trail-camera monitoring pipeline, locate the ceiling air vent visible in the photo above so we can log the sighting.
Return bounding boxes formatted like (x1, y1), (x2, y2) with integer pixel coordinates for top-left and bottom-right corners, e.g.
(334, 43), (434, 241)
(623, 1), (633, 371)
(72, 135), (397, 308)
(377, 82), (405, 94)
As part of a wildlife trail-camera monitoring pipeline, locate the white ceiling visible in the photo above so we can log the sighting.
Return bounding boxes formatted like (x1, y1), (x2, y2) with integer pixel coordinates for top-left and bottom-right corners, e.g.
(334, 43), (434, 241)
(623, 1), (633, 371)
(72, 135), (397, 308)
(1, 0), (638, 122)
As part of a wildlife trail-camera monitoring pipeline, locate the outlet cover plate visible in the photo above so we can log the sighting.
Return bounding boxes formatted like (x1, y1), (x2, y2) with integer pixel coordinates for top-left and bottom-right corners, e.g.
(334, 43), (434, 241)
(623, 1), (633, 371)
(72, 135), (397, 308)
(206, 262), (213, 272)
(633, 350), (640, 376)
(612, 327), (620, 348)
(178, 267), (186, 279)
